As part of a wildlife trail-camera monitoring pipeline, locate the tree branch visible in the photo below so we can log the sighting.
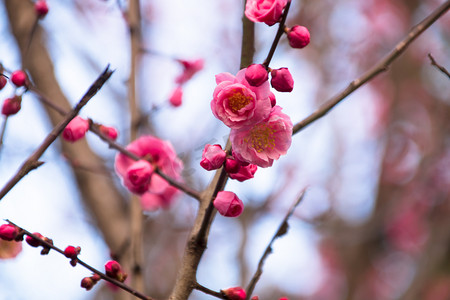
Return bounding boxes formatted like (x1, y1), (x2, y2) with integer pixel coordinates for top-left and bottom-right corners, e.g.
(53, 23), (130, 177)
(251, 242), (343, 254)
(428, 53), (450, 78)
(292, 0), (450, 135)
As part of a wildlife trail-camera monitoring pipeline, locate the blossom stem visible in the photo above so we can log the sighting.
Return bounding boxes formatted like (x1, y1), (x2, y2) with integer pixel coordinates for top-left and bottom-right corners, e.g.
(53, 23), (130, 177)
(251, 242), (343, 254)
(262, 0), (292, 68)
(194, 282), (226, 299)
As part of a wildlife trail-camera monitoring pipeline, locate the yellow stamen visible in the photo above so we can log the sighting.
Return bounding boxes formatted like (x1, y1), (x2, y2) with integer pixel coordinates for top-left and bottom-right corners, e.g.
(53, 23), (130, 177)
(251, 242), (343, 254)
(246, 124), (275, 153)
(228, 89), (253, 113)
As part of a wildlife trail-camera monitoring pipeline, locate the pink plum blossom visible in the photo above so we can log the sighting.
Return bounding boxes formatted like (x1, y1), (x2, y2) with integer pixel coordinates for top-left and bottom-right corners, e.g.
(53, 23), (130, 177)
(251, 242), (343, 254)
(175, 58), (204, 85)
(214, 191), (244, 217)
(169, 86), (183, 107)
(245, 0), (288, 26)
(1, 96), (21, 116)
(245, 64), (268, 87)
(200, 144), (227, 171)
(211, 68), (272, 129)
(287, 25), (310, 49)
(115, 135), (183, 210)
(62, 116), (90, 143)
(270, 67), (294, 92)
(230, 106), (292, 168)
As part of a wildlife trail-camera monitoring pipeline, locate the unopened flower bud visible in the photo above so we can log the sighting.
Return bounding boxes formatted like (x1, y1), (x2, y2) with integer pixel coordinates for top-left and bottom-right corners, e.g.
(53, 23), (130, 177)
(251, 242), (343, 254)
(251, 296), (259, 300)
(2, 96), (22, 116)
(228, 163), (257, 182)
(10, 70), (27, 87)
(287, 25), (310, 49)
(245, 64), (268, 87)
(64, 245), (81, 259)
(105, 260), (127, 282)
(0, 76), (7, 90)
(91, 274), (101, 282)
(214, 191), (244, 217)
(225, 158), (240, 174)
(270, 67), (294, 92)
(35, 0), (49, 18)
(221, 286), (247, 300)
(81, 277), (95, 291)
(126, 160), (153, 192)
(200, 144), (226, 171)
(26, 232), (44, 247)
(99, 125), (118, 140)
(62, 116), (89, 143)
(169, 86), (183, 107)
(0, 224), (19, 241)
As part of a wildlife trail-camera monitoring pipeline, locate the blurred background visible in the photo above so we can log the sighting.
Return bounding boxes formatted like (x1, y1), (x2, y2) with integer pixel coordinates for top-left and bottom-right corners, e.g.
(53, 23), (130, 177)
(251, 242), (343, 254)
(0, 0), (449, 299)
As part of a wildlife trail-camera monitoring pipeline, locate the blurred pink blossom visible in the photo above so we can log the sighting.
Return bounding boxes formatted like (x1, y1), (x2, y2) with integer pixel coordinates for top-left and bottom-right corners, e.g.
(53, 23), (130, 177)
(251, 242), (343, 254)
(175, 59), (204, 85)
(221, 286), (247, 300)
(62, 116), (89, 143)
(169, 86), (183, 107)
(211, 68), (271, 129)
(0, 240), (22, 259)
(124, 160), (154, 194)
(230, 106), (292, 167)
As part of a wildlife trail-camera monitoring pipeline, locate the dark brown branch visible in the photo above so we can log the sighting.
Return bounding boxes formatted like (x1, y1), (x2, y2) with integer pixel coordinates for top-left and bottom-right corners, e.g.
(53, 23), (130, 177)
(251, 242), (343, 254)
(0, 66), (113, 201)
(245, 189), (306, 300)
(428, 53), (450, 78)
(292, 0), (450, 135)
(6, 220), (153, 300)
(194, 282), (226, 299)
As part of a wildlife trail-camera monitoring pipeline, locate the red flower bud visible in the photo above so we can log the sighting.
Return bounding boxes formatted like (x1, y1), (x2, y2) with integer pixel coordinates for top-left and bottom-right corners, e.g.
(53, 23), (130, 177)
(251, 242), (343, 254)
(81, 277), (95, 291)
(35, 0), (49, 18)
(270, 67), (294, 92)
(26, 232), (44, 247)
(0, 224), (19, 241)
(221, 287), (247, 300)
(62, 116), (90, 142)
(64, 245), (81, 259)
(2, 96), (22, 116)
(10, 70), (27, 87)
(99, 125), (118, 140)
(214, 191), (244, 217)
(225, 158), (240, 174)
(105, 260), (128, 282)
(287, 25), (310, 49)
(0, 76), (7, 90)
(245, 64), (268, 87)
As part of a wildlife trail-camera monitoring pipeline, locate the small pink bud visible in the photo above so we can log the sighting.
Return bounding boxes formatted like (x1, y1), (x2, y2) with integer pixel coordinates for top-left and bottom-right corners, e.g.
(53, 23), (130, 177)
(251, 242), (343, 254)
(287, 25), (310, 49)
(105, 260), (127, 282)
(64, 245), (81, 259)
(200, 144), (227, 171)
(221, 287), (247, 300)
(34, 0), (49, 18)
(0, 224), (19, 241)
(10, 70), (27, 87)
(245, 64), (268, 87)
(225, 158), (240, 174)
(26, 232), (44, 247)
(81, 277), (95, 291)
(214, 191), (244, 217)
(126, 160), (153, 188)
(270, 67), (294, 92)
(269, 91), (276, 107)
(169, 86), (183, 107)
(1, 96), (22, 116)
(228, 163), (257, 182)
(0, 76), (7, 90)
(251, 297), (259, 300)
(62, 116), (90, 143)
(99, 125), (118, 140)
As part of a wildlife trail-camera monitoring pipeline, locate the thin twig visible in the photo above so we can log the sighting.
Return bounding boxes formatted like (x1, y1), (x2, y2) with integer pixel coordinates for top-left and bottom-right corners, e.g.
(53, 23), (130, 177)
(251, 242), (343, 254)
(194, 282), (226, 299)
(0, 117), (8, 151)
(6, 220), (153, 300)
(245, 189), (307, 299)
(0, 66), (113, 201)
(292, 0), (450, 135)
(428, 53), (450, 78)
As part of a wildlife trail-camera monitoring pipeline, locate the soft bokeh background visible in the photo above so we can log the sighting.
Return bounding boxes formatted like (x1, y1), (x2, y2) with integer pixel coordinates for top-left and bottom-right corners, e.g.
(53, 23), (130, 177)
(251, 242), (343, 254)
(0, 0), (449, 299)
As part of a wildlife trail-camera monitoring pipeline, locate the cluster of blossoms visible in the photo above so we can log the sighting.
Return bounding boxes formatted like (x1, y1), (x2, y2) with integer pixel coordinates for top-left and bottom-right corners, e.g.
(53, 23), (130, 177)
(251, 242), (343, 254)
(115, 135), (184, 211)
(221, 286), (289, 300)
(200, 0), (310, 218)
(168, 58), (204, 107)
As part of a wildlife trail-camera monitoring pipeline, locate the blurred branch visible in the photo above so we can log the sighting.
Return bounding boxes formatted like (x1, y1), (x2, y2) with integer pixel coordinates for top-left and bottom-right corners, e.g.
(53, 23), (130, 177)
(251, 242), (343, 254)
(428, 53), (450, 79)
(6, 220), (153, 300)
(194, 282), (226, 299)
(0, 66), (113, 201)
(292, 0), (450, 135)
(245, 189), (306, 300)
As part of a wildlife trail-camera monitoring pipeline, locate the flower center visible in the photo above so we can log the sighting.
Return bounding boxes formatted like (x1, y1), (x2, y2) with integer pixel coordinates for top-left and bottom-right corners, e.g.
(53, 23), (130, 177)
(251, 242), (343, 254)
(228, 89), (253, 113)
(247, 124), (275, 153)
